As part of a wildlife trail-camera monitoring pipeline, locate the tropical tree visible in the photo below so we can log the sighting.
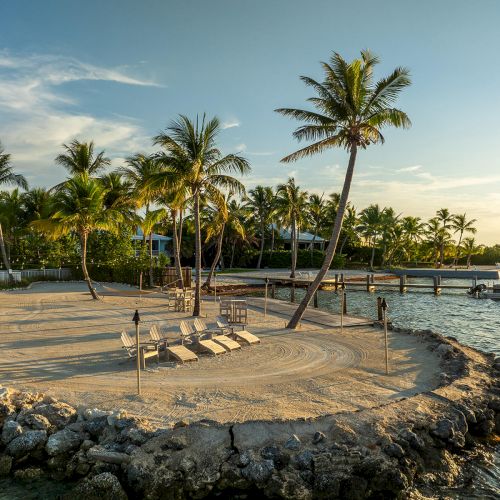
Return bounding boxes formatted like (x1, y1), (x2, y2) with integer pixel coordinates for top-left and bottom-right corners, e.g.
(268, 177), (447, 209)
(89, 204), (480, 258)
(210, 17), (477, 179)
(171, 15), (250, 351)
(275, 50), (411, 328)
(55, 140), (111, 176)
(0, 144), (27, 276)
(338, 205), (358, 255)
(149, 114), (250, 316)
(33, 173), (121, 299)
(401, 216), (425, 265)
(435, 208), (454, 267)
(451, 213), (477, 266)
(426, 217), (453, 268)
(226, 199), (251, 268)
(275, 178), (309, 278)
(462, 237), (484, 268)
(358, 204), (384, 271)
(379, 207), (400, 267)
(245, 185), (275, 269)
(307, 193), (327, 261)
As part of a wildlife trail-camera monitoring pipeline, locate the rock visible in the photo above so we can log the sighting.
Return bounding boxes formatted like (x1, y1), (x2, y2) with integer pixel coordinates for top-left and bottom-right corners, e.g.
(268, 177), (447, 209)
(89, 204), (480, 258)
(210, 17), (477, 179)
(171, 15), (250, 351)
(6, 430), (47, 459)
(83, 416), (108, 438)
(436, 344), (453, 357)
(0, 387), (12, 400)
(473, 418), (495, 436)
(384, 442), (405, 459)
(81, 439), (95, 451)
(107, 410), (127, 427)
(0, 402), (16, 425)
(293, 450), (314, 470)
(495, 413), (500, 434)
(87, 446), (130, 465)
(284, 434), (301, 451)
(13, 467), (43, 480)
(42, 394), (57, 404)
(261, 445), (290, 469)
(431, 419), (454, 440)
(46, 428), (82, 456)
(173, 419), (189, 428)
(312, 431), (326, 444)
(24, 413), (52, 431)
(455, 403), (477, 424)
(33, 402), (76, 428)
(241, 459), (274, 484)
(121, 427), (147, 445)
(0, 455), (13, 476)
(1, 420), (23, 445)
(399, 429), (425, 451)
(73, 472), (128, 500)
(488, 398), (500, 412)
(83, 408), (112, 420)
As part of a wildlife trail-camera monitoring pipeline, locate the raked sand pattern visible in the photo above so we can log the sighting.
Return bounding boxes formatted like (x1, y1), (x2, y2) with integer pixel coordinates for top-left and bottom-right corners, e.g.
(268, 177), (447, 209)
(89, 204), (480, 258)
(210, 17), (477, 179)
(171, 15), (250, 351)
(0, 282), (441, 427)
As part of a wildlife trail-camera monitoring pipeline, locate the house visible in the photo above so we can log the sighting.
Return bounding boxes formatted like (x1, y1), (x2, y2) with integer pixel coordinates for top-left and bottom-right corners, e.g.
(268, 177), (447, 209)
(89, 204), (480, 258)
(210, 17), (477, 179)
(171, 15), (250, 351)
(132, 228), (171, 257)
(272, 224), (326, 250)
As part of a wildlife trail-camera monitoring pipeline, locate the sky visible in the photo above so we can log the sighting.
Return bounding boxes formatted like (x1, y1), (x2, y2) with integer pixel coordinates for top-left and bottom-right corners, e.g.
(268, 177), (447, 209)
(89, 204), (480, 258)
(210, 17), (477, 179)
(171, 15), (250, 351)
(0, 0), (499, 244)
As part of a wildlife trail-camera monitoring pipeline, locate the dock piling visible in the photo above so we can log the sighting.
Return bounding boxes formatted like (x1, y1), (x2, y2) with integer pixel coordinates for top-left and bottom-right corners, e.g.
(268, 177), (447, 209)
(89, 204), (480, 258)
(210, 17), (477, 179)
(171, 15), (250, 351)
(377, 296), (383, 321)
(313, 290), (319, 308)
(290, 282), (295, 303)
(399, 275), (407, 293)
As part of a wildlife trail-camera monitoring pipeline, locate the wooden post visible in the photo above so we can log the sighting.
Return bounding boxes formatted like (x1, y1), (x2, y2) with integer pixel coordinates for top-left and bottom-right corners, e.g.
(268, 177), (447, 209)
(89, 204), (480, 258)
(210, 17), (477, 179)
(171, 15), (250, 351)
(340, 273), (344, 287)
(271, 283), (276, 299)
(133, 310), (141, 395)
(334, 274), (339, 291)
(343, 291), (347, 314)
(399, 275), (407, 293)
(366, 274), (371, 292)
(377, 296), (383, 321)
(340, 289), (344, 334)
(214, 272), (217, 302)
(433, 276), (441, 295)
(383, 301), (389, 375)
(313, 290), (319, 308)
(290, 283), (295, 303)
(264, 277), (268, 318)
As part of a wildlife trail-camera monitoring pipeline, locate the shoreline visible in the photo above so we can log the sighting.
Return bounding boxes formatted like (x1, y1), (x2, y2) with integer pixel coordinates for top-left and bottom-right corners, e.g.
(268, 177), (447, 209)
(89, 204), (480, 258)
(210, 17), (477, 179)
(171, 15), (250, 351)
(0, 284), (499, 498)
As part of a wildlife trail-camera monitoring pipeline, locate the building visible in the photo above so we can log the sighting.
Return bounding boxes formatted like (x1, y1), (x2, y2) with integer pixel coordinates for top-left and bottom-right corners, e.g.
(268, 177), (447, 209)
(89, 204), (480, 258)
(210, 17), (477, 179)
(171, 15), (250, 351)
(272, 225), (326, 250)
(132, 228), (171, 257)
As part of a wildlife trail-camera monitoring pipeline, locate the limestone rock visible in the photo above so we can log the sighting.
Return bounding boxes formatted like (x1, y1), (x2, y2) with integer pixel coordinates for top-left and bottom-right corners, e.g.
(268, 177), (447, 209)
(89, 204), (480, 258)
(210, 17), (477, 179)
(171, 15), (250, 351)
(0, 455), (13, 476)
(1, 420), (23, 445)
(384, 442), (405, 459)
(73, 472), (128, 500)
(83, 408), (112, 420)
(24, 413), (52, 431)
(87, 446), (130, 465)
(284, 434), (301, 451)
(431, 419), (454, 440)
(33, 402), (77, 428)
(46, 428), (82, 456)
(13, 467), (43, 480)
(261, 445), (290, 469)
(6, 430), (47, 459)
(436, 344), (453, 357)
(312, 431), (326, 444)
(241, 458), (274, 484)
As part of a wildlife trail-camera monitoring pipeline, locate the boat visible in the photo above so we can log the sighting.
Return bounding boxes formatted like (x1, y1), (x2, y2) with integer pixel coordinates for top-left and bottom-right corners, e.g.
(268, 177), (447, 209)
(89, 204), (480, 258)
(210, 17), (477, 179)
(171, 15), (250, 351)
(467, 283), (500, 300)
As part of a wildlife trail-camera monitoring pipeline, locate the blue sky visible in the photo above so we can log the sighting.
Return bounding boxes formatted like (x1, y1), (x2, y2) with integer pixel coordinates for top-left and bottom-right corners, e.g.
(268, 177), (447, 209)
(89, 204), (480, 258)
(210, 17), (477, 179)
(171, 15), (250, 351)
(1, 0), (499, 243)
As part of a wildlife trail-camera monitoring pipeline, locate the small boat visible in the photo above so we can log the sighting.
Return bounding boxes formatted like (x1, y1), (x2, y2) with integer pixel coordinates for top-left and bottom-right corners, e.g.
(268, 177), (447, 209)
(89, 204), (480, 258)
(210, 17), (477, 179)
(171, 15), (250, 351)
(467, 283), (500, 300)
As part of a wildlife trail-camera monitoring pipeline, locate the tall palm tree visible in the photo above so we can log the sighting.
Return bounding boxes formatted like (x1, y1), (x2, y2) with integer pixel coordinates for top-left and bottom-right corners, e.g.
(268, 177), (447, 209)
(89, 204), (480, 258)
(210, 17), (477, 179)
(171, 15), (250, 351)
(275, 50), (411, 328)
(33, 173), (121, 299)
(338, 205), (358, 255)
(149, 114), (250, 316)
(0, 144), (27, 276)
(245, 186), (275, 269)
(139, 208), (167, 287)
(401, 216), (425, 265)
(307, 193), (327, 261)
(55, 140), (111, 176)
(275, 178), (309, 278)
(435, 208), (454, 267)
(379, 207), (400, 267)
(358, 204), (384, 271)
(451, 213), (477, 266)
(226, 199), (251, 269)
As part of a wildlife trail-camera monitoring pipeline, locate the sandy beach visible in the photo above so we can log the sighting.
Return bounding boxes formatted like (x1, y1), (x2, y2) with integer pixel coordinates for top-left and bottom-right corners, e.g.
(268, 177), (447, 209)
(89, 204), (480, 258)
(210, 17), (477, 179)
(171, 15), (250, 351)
(0, 282), (441, 427)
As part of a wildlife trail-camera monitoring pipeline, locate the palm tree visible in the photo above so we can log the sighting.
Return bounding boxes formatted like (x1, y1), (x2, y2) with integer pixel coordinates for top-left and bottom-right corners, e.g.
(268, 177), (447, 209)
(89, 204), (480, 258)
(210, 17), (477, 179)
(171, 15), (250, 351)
(226, 199), (251, 268)
(307, 193), (327, 262)
(33, 173), (121, 299)
(401, 216), (425, 265)
(358, 204), (384, 271)
(275, 178), (309, 278)
(55, 140), (111, 176)
(275, 50), (411, 328)
(426, 217), (452, 268)
(245, 186), (275, 269)
(462, 237), (483, 268)
(379, 207), (400, 267)
(435, 208), (454, 267)
(0, 144), (27, 276)
(139, 208), (167, 287)
(338, 205), (358, 255)
(451, 213), (477, 266)
(149, 114), (250, 316)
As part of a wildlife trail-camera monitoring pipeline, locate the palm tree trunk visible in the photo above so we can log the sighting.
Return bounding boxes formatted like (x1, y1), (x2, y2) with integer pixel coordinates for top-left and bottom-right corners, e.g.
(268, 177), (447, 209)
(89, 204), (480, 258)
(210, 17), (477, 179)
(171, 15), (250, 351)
(439, 242), (444, 268)
(270, 227), (275, 258)
(310, 230), (317, 266)
(0, 223), (13, 281)
(178, 209), (184, 248)
(454, 230), (464, 266)
(339, 234), (348, 255)
(290, 219), (297, 278)
(80, 232), (100, 300)
(230, 240), (236, 269)
(171, 209), (184, 288)
(287, 145), (358, 329)
(369, 242), (376, 271)
(467, 253), (472, 268)
(193, 192), (202, 316)
(256, 220), (265, 269)
(149, 231), (154, 288)
(204, 223), (225, 288)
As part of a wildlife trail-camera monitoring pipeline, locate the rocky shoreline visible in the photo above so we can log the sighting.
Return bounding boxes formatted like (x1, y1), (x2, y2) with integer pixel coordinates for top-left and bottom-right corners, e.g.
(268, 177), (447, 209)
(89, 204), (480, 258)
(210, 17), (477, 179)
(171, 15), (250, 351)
(1, 326), (499, 499)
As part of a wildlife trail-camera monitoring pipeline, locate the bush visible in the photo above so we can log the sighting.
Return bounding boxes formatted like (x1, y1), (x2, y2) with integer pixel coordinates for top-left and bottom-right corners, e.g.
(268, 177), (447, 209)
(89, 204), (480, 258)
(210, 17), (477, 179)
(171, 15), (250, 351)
(255, 249), (345, 269)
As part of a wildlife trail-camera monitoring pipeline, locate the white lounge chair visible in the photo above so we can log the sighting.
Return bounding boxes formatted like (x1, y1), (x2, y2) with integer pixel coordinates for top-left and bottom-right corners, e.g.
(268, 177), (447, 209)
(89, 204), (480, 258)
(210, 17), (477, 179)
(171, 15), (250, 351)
(120, 330), (159, 369)
(194, 318), (241, 352)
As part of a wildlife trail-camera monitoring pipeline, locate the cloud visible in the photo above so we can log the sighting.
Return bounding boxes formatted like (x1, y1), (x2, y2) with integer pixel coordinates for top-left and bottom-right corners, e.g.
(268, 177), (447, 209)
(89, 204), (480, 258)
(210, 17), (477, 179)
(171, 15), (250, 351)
(221, 120), (240, 129)
(0, 51), (159, 186)
(396, 165), (422, 173)
(234, 143), (247, 152)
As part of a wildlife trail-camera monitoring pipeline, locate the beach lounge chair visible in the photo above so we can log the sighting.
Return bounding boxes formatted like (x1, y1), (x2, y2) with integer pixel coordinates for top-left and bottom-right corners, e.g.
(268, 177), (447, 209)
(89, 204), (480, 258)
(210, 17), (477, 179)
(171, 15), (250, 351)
(193, 318), (241, 352)
(149, 324), (198, 363)
(120, 330), (159, 369)
(216, 316), (260, 346)
(179, 320), (226, 356)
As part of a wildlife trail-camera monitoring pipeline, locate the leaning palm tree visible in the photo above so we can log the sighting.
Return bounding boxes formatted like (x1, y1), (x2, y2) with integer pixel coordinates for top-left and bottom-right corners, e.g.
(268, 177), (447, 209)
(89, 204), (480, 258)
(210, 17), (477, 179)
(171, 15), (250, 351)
(32, 173), (121, 299)
(451, 213), (477, 266)
(275, 178), (309, 278)
(275, 50), (411, 328)
(462, 237), (483, 268)
(245, 186), (275, 269)
(149, 114), (250, 316)
(55, 140), (111, 176)
(0, 144), (27, 276)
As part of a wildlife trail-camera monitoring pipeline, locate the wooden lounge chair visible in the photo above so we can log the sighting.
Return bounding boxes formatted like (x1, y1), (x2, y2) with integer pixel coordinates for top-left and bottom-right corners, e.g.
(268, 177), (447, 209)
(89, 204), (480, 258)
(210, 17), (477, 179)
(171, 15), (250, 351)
(179, 320), (226, 356)
(216, 317), (260, 345)
(193, 318), (241, 352)
(149, 324), (198, 363)
(120, 330), (159, 369)
(149, 324), (168, 349)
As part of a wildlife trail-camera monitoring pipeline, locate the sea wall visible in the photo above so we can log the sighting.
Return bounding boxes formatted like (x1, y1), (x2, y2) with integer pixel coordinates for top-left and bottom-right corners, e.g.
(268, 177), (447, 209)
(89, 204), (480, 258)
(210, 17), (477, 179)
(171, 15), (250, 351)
(0, 328), (499, 499)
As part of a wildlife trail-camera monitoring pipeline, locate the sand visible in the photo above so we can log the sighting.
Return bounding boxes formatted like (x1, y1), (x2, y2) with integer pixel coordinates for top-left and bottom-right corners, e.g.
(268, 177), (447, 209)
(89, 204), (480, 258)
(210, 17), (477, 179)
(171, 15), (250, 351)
(0, 282), (441, 427)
